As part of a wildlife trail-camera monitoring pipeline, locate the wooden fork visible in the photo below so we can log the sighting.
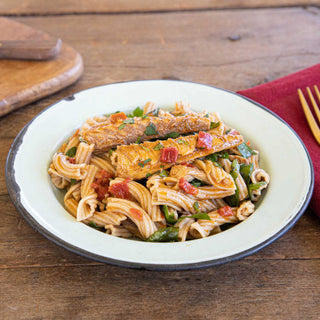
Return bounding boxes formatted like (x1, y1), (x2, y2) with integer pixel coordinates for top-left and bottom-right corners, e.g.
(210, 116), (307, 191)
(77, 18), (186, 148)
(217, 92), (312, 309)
(297, 86), (320, 145)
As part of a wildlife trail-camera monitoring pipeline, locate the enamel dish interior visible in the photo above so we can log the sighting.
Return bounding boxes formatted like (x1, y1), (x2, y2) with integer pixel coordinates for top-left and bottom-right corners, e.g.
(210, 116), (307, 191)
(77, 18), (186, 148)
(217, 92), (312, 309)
(6, 80), (313, 270)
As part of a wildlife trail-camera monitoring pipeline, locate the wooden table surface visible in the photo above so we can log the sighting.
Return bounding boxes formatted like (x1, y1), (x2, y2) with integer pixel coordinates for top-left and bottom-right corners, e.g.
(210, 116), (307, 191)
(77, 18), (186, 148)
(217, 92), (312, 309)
(1, 1), (320, 319)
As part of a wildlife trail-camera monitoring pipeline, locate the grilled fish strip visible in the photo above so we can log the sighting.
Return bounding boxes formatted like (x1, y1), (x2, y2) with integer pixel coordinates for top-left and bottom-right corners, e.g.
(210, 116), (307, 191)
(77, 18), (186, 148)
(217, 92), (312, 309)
(80, 115), (211, 151)
(111, 133), (244, 180)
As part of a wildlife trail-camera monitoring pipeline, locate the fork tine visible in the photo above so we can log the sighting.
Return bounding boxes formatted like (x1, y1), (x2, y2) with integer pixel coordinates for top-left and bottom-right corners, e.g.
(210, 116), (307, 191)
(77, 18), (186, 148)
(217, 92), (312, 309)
(297, 88), (320, 145)
(312, 85), (320, 123)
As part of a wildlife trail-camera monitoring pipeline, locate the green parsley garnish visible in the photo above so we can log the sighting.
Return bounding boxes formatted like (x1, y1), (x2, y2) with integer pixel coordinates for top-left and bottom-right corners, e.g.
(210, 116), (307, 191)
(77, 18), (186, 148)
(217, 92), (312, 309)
(154, 143), (164, 150)
(133, 107), (144, 117)
(165, 132), (180, 139)
(118, 123), (126, 130)
(193, 201), (200, 212)
(159, 170), (169, 177)
(70, 179), (78, 185)
(210, 121), (220, 129)
(144, 123), (158, 136)
(79, 137), (87, 144)
(138, 158), (152, 167)
(135, 136), (142, 144)
(141, 145), (150, 152)
(177, 139), (189, 145)
(123, 118), (135, 124)
(66, 146), (77, 157)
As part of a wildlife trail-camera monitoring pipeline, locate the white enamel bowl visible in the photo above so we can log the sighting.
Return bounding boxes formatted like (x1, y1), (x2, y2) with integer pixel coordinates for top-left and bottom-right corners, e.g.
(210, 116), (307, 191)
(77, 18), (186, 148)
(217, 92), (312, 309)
(6, 80), (313, 270)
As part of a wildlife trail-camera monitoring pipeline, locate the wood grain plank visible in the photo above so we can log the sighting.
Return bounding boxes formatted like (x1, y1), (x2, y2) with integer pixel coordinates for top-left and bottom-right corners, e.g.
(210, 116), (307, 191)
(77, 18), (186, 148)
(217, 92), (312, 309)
(1, 9), (320, 269)
(1, 8), (319, 268)
(0, 0), (319, 15)
(1, 260), (320, 319)
(10, 7), (320, 94)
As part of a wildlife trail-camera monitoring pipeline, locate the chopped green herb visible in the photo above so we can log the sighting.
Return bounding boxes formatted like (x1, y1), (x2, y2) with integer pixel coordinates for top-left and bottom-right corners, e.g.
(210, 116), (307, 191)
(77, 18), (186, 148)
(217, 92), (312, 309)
(177, 139), (189, 145)
(135, 136), (142, 144)
(225, 129), (232, 134)
(88, 221), (98, 228)
(105, 111), (120, 116)
(146, 173), (152, 178)
(144, 123), (158, 136)
(178, 212), (211, 222)
(189, 179), (205, 187)
(159, 170), (169, 177)
(133, 107), (144, 117)
(108, 148), (115, 156)
(142, 114), (149, 119)
(141, 145), (150, 152)
(205, 113), (209, 118)
(138, 158), (152, 167)
(193, 201), (200, 212)
(70, 178), (78, 185)
(148, 108), (159, 117)
(146, 227), (179, 242)
(79, 137), (87, 144)
(210, 121), (220, 129)
(165, 132), (180, 139)
(237, 143), (257, 158)
(118, 123), (126, 130)
(66, 146), (77, 157)
(123, 118), (135, 124)
(154, 143), (164, 150)
(162, 205), (177, 224)
(88, 221), (105, 232)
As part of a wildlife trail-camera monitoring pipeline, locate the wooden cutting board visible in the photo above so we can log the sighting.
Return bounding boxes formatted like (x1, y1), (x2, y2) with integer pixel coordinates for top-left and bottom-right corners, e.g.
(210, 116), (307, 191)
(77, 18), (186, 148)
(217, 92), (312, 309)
(0, 17), (83, 117)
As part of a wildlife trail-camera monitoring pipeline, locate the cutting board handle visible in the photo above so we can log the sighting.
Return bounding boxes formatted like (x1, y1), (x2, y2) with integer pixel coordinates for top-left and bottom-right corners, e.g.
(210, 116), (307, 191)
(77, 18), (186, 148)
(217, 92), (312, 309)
(0, 38), (62, 60)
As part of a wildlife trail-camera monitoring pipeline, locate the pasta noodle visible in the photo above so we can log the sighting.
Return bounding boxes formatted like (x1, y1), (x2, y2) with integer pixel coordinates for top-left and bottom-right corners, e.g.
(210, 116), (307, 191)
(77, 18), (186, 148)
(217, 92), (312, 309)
(48, 102), (270, 242)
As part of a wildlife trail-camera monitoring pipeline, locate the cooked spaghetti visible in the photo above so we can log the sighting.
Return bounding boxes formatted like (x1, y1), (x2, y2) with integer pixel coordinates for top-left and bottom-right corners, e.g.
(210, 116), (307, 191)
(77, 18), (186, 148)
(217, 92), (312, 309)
(49, 101), (270, 242)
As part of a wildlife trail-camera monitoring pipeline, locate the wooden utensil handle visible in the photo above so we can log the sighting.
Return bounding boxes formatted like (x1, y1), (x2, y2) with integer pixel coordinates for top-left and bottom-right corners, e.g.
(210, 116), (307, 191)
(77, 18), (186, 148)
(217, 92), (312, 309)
(0, 39), (62, 60)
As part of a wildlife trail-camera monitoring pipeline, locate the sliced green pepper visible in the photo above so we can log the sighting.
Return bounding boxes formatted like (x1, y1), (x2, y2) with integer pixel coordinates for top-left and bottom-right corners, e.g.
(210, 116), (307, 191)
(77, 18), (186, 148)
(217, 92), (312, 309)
(162, 205), (177, 224)
(146, 227), (179, 242)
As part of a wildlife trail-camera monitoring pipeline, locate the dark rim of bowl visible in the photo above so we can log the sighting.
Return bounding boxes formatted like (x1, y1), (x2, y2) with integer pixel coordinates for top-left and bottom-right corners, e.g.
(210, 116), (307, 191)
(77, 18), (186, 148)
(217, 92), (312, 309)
(5, 80), (314, 271)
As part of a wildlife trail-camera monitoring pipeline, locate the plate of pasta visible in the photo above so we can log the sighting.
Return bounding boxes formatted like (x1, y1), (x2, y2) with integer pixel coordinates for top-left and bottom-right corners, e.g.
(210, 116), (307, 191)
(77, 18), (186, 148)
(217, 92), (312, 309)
(6, 80), (313, 270)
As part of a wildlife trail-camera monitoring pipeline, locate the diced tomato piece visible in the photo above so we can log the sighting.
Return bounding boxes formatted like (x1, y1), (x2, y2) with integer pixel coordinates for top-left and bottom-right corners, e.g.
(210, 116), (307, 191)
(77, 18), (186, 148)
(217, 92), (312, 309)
(246, 141), (251, 146)
(229, 130), (240, 135)
(129, 208), (144, 221)
(108, 178), (131, 200)
(109, 112), (127, 123)
(160, 147), (179, 163)
(91, 169), (113, 201)
(179, 177), (199, 195)
(180, 162), (195, 168)
(197, 131), (213, 150)
(218, 206), (234, 217)
(68, 158), (76, 164)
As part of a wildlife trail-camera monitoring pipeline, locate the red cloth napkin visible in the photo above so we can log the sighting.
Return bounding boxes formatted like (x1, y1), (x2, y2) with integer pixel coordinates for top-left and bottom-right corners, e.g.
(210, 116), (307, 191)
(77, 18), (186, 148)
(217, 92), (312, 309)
(237, 64), (320, 216)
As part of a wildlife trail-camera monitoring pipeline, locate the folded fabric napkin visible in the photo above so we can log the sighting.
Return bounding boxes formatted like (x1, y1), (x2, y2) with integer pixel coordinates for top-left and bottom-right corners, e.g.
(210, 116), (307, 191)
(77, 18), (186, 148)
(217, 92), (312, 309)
(237, 63), (320, 216)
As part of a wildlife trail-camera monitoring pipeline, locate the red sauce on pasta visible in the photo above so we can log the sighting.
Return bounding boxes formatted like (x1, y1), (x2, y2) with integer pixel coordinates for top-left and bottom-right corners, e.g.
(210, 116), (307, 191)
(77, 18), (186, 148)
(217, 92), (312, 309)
(160, 147), (178, 163)
(68, 158), (76, 164)
(179, 177), (199, 195)
(91, 169), (113, 201)
(108, 178), (131, 200)
(197, 131), (213, 150)
(218, 206), (234, 217)
(129, 208), (144, 221)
